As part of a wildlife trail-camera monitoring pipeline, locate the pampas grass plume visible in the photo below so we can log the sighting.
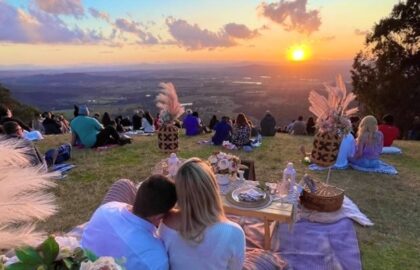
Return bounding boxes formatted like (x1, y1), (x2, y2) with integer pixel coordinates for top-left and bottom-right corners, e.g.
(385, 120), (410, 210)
(0, 138), (57, 249)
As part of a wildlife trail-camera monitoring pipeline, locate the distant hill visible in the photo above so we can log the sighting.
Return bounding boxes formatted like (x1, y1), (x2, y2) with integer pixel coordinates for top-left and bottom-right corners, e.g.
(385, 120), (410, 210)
(0, 84), (39, 124)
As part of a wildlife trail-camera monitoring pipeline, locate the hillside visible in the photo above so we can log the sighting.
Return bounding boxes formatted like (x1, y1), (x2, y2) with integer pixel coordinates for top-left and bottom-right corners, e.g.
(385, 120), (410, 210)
(36, 133), (420, 270)
(0, 84), (39, 123)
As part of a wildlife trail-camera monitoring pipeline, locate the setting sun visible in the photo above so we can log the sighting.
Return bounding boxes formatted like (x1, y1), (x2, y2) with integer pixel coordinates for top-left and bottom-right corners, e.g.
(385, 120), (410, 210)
(287, 45), (310, 62)
(292, 49), (305, 61)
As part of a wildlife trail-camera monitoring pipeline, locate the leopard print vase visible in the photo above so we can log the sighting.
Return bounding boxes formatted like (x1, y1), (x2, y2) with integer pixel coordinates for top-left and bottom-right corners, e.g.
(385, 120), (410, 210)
(311, 132), (342, 167)
(158, 124), (179, 153)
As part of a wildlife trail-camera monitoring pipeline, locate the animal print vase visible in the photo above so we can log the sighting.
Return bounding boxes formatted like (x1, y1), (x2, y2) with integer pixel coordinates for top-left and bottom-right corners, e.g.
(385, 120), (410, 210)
(158, 124), (179, 153)
(311, 132), (342, 167)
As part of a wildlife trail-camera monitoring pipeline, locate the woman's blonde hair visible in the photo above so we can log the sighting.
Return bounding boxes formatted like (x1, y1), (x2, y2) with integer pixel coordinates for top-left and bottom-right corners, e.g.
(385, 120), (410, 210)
(175, 158), (225, 243)
(357, 115), (378, 144)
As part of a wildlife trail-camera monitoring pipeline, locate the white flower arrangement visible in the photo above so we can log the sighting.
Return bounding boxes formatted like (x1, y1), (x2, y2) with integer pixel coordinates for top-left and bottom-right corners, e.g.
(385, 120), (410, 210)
(308, 75), (358, 136)
(208, 152), (240, 175)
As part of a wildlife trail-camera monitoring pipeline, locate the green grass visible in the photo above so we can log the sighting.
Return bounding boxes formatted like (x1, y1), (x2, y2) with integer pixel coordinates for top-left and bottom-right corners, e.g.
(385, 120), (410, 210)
(36, 133), (420, 269)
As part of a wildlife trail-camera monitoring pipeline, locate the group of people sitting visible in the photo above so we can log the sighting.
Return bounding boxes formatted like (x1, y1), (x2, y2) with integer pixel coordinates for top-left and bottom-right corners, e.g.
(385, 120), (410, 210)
(98, 109), (157, 134)
(32, 111), (71, 135)
(0, 105), (72, 170)
(182, 111), (276, 150)
(81, 158), (246, 270)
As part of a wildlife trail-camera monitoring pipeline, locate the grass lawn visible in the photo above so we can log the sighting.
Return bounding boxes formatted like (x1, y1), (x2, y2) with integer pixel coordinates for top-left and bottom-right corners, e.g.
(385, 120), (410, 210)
(36, 133), (420, 270)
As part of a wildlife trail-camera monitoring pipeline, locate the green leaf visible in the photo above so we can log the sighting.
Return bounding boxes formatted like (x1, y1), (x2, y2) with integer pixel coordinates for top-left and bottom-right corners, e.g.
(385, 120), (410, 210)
(62, 258), (74, 269)
(15, 247), (43, 265)
(83, 249), (98, 262)
(6, 262), (36, 270)
(40, 236), (59, 264)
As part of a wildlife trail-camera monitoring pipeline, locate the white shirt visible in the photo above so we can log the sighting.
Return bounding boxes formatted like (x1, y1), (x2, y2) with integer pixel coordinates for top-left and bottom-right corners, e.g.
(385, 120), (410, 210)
(158, 220), (245, 270)
(142, 118), (155, 133)
(335, 133), (356, 168)
(81, 202), (169, 270)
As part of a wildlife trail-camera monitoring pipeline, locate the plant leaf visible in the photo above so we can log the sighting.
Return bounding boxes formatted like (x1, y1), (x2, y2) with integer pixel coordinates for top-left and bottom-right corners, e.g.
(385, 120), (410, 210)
(15, 247), (43, 265)
(83, 249), (98, 262)
(40, 236), (59, 265)
(5, 262), (34, 270)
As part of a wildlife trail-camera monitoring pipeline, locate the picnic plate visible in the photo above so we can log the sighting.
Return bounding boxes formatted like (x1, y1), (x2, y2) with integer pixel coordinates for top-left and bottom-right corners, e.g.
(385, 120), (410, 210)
(226, 186), (272, 209)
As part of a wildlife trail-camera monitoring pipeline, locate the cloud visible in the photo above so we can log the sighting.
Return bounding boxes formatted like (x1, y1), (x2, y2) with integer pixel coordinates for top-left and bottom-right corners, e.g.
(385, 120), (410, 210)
(224, 23), (259, 39)
(258, 0), (321, 34)
(33, 0), (84, 19)
(88, 7), (110, 23)
(0, 2), (106, 44)
(320, 35), (335, 41)
(114, 18), (159, 44)
(166, 18), (260, 50)
(354, 28), (369, 36)
(166, 17), (235, 50)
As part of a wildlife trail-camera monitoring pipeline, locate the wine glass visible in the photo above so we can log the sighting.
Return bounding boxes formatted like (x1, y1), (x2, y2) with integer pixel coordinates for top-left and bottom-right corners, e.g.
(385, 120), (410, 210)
(276, 181), (289, 208)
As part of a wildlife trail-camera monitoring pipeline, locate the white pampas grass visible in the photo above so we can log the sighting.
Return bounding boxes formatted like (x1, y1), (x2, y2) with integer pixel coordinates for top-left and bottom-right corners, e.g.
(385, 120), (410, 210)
(156, 82), (185, 123)
(309, 75), (358, 134)
(0, 137), (57, 250)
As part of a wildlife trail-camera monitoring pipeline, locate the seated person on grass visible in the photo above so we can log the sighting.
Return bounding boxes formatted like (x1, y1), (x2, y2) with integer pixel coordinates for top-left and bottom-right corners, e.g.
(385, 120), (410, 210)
(378, 114), (400, 147)
(81, 175), (177, 270)
(212, 116), (232, 145)
(182, 110), (201, 136)
(260, 111), (276, 136)
(70, 105), (130, 148)
(231, 113), (251, 147)
(349, 115), (383, 168)
(2, 121), (71, 169)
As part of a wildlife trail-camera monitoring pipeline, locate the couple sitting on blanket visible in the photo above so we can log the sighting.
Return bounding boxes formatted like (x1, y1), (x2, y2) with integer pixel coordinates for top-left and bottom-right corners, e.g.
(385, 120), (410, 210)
(304, 115), (385, 169)
(82, 158), (246, 270)
(70, 105), (131, 148)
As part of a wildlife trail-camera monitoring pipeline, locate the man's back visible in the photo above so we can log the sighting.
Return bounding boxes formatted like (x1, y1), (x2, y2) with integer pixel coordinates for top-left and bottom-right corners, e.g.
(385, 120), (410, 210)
(183, 115), (200, 136)
(378, 124), (399, 147)
(81, 202), (169, 270)
(70, 116), (102, 147)
(291, 121), (307, 135)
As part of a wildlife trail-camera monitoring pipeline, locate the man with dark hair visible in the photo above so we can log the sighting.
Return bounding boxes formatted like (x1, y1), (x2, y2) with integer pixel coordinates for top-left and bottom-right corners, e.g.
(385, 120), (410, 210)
(212, 116), (232, 145)
(260, 111), (277, 136)
(291, 116), (307, 135)
(42, 112), (62, 135)
(81, 175), (177, 270)
(378, 114), (400, 146)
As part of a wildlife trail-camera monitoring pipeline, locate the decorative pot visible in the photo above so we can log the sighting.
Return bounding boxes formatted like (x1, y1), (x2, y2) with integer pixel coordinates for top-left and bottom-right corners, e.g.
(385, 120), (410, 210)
(311, 132), (342, 167)
(158, 124), (179, 153)
(216, 174), (230, 186)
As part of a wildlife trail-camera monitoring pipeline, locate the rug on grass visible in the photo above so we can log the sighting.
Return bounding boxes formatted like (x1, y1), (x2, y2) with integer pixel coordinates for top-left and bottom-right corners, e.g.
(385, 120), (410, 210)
(381, 146), (402, 155)
(273, 218), (361, 270)
(349, 160), (398, 175)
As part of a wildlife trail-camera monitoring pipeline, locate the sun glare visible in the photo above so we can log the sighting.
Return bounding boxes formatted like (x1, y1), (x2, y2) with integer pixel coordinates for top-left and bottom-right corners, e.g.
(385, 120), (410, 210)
(287, 45), (310, 62)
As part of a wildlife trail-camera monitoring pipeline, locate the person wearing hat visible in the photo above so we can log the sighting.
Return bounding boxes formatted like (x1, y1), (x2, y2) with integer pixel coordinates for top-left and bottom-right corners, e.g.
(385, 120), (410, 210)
(70, 105), (129, 148)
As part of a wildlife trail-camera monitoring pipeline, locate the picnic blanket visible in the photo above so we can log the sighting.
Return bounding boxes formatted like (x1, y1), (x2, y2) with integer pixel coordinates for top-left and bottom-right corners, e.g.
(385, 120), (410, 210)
(50, 163), (76, 179)
(309, 160), (398, 175)
(274, 218), (362, 270)
(381, 146), (402, 155)
(308, 164), (348, 171)
(349, 160), (398, 175)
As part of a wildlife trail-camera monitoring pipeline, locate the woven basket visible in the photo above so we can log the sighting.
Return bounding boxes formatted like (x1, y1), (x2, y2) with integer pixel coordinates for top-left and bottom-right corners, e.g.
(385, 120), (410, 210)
(311, 132), (342, 167)
(300, 180), (344, 212)
(157, 124), (179, 153)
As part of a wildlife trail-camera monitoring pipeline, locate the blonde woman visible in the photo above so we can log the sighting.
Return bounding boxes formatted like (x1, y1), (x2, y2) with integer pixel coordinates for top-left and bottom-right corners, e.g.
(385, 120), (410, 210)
(158, 158), (245, 270)
(350, 115), (384, 168)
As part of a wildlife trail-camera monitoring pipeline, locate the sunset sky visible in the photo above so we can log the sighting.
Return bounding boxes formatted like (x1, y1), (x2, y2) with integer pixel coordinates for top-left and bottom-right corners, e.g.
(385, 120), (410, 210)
(0, 0), (398, 67)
